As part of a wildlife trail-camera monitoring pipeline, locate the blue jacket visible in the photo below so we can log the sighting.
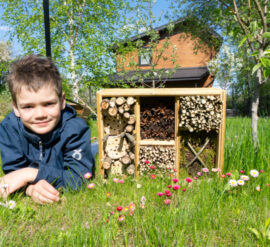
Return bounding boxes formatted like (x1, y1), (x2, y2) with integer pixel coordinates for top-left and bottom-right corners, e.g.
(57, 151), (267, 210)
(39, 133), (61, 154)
(0, 104), (95, 190)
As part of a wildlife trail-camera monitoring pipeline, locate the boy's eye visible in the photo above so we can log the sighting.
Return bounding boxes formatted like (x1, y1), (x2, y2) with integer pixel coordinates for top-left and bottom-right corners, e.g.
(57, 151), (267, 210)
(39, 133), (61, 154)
(22, 105), (33, 109)
(45, 102), (56, 106)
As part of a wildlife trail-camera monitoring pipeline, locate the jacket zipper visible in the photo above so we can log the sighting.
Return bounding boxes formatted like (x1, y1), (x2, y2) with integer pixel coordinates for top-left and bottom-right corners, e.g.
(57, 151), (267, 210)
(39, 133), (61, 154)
(39, 141), (43, 161)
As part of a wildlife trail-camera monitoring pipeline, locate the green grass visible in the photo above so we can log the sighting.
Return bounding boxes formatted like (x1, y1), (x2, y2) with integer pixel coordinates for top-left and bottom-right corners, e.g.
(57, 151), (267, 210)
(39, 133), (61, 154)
(0, 118), (270, 246)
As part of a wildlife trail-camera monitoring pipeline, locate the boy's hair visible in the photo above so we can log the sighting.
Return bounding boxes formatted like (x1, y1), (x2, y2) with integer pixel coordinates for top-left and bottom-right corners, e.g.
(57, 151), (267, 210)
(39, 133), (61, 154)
(7, 54), (62, 104)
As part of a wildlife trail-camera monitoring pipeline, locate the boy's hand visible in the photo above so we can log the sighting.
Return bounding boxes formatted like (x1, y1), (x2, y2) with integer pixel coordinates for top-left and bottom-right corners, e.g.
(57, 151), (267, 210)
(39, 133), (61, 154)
(25, 180), (60, 204)
(0, 168), (38, 197)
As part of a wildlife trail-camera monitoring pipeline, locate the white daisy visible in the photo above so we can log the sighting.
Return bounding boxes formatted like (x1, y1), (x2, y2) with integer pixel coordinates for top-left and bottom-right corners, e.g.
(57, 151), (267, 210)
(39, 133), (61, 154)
(240, 175), (249, 181)
(228, 179), (238, 187)
(237, 179), (245, 186)
(250, 169), (259, 178)
(8, 200), (16, 209)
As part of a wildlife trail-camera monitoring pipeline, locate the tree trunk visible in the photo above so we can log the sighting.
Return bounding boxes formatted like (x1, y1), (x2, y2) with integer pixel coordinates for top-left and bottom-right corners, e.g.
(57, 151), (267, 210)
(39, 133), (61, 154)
(251, 73), (261, 147)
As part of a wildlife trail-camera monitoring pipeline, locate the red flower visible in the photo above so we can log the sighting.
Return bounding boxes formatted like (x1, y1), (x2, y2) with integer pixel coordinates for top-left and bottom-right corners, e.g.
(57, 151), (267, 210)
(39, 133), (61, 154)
(150, 165), (155, 170)
(144, 160), (150, 164)
(157, 192), (164, 197)
(185, 177), (193, 183)
(240, 170), (245, 174)
(151, 174), (156, 179)
(266, 184), (270, 187)
(116, 206), (123, 212)
(260, 170), (265, 173)
(226, 173), (231, 177)
(167, 185), (172, 188)
(182, 188), (186, 192)
(173, 185), (180, 191)
(172, 178), (179, 183)
(194, 176), (198, 180)
(119, 179), (124, 184)
(220, 174), (226, 178)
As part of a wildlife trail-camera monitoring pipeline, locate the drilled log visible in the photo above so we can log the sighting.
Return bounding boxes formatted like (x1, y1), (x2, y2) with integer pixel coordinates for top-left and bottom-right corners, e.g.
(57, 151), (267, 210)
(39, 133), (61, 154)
(126, 164), (135, 175)
(125, 124), (134, 133)
(116, 97), (126, 106)
(123, 112), (130, 119)
(108, 106), (117, 117)
(103, 157), (112, 169)
(121, 154), (131, 165)
(101, 99), (109, 110)
(127, 114), (136, 125)
(127, 96), (135, 105)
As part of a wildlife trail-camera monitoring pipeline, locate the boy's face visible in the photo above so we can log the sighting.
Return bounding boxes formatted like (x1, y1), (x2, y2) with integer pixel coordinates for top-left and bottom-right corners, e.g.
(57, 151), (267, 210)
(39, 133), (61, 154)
(13, 85), (66, 135)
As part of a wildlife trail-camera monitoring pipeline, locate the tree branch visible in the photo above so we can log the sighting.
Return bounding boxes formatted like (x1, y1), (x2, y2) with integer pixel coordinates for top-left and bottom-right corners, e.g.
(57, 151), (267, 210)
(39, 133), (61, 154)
(73, 93), (97, 117)
(232, 0), (259, 63)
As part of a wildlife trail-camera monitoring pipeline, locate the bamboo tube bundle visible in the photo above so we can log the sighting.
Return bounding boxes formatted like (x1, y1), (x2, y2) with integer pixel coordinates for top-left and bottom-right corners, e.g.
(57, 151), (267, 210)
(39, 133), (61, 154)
(139, 145), (175, 175)
(179, 95), (223, 133)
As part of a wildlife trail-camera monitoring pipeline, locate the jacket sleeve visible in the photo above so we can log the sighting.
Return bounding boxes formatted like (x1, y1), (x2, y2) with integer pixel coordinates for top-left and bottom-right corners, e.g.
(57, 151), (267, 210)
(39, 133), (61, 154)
(0, 122), (30, 173)
(31, 119), (95, 190)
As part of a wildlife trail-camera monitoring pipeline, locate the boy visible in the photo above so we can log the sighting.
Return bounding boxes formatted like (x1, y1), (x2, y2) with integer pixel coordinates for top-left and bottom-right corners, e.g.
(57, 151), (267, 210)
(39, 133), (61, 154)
(0, 54), (95, 204)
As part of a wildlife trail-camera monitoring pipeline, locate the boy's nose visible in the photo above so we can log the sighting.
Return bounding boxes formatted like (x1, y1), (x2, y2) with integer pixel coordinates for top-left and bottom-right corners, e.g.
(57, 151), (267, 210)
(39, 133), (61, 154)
(35, 106), (47, 118)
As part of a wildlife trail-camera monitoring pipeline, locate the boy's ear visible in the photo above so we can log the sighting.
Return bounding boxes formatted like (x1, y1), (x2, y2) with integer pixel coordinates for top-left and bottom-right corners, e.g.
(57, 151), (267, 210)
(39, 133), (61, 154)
(12, 102), (21, 117)
(61, 93), (66, 110)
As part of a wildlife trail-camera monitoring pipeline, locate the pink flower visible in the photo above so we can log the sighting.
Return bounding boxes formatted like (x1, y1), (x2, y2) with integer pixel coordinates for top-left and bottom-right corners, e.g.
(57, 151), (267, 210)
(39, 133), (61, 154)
(110, 211), (115, 215)
(220, 174), (226, 178)
(157, 192), (164, 197)
(106, 192), (111, 197)
(150, 165), (155, 170)
(174, 169), (177, 172)
(266, 184), (270, 187)
(167, 185), (172, 188)
(164, 199), (171, 205)
(202, 168), (209, 173)
(129, 202), (135, 211)
(113, 178), (119, 183)
(87, 183), (95, 189)
(144, 160), (150, 164)
(260, 170), (265, 173)
(118, 215), (125, 222)
(119, 179), (124, 184)
(211, 168), (220, 172)
(85, 221), (89, 229)
(240, 170), (245, 174)
(194, 176), (198, 180)
(129, 210), (134, 216)
(197, 172), (202, 176)
(185, 177), (193, 183)
(84, 172), (92, 179)
(226, 173), (231, 177)
(165, 191), (172, 197)
(151, 174), (156, 179)
(173, 185), (180, 191)
(172, 178), (179, 183)
(167, 167), (171, 170)
(124, 206), (129, 212)
(182, 188), (186, 192)
(116, 206), (123, 212)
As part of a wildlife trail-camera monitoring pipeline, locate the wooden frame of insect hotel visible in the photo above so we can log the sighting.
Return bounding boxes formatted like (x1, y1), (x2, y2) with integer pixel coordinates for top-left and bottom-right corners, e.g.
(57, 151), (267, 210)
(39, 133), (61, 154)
(97, 88), (226, 178)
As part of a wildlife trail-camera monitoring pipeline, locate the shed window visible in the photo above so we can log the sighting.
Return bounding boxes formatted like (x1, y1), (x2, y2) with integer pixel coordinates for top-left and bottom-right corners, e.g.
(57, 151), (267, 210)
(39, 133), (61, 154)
(139, 48), (152, 66)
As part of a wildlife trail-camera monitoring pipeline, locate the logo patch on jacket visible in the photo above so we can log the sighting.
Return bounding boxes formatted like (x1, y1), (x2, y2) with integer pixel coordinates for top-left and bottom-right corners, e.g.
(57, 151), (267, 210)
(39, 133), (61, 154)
(72, 149), (82, 160)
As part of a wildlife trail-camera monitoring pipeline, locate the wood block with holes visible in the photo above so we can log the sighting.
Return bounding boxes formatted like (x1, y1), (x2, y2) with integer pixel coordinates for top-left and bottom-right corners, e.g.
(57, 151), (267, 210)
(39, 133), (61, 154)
(97, 88), (226, 178)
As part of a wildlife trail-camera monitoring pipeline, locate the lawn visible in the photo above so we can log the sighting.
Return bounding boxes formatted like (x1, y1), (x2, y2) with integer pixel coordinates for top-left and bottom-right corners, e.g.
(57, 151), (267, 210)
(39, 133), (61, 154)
(0, 117), (270, 246)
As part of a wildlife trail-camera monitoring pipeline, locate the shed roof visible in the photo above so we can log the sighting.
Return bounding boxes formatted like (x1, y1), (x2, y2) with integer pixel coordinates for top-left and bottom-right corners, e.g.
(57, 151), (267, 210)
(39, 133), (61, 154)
(111, 66), (209, 84)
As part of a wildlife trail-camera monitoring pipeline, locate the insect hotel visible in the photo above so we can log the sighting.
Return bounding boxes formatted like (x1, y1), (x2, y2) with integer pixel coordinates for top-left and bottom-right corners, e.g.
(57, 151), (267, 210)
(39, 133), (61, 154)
(97, 88), (226, 178)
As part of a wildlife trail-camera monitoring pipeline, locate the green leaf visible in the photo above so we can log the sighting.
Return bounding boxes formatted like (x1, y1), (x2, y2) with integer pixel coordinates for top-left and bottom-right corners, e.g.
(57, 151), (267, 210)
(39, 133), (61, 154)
(262, 32), (270, 39)
(238, 36), (247, 47)
(252, 63), (261, 75)
(248, 228), (261, 240)
(265, 218), (270, 229)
